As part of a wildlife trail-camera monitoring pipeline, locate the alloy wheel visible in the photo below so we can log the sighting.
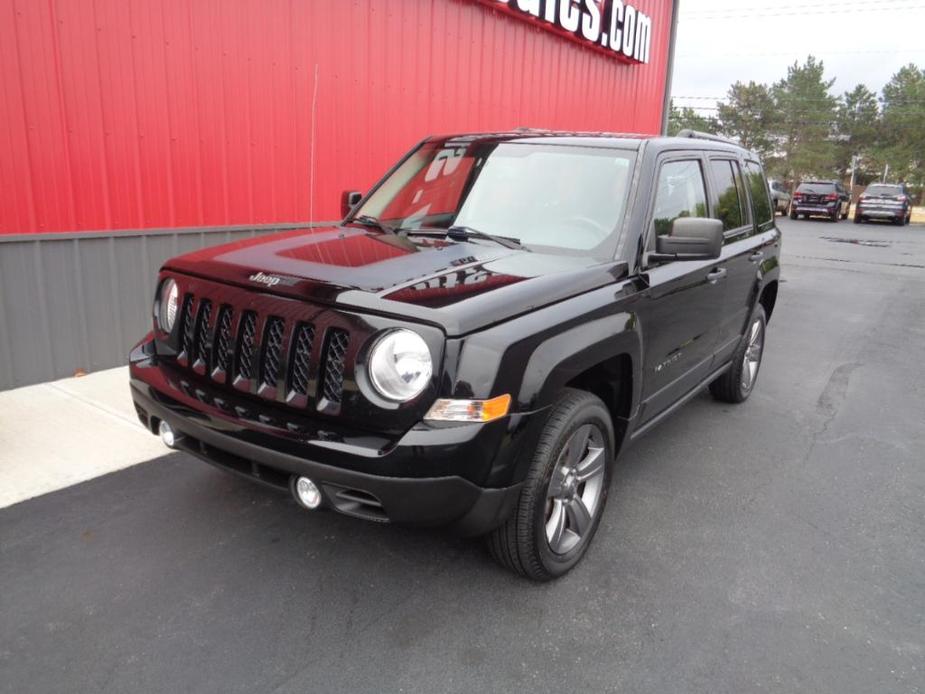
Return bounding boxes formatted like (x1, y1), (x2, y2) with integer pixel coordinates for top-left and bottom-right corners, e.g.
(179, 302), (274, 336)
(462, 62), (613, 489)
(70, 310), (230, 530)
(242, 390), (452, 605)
(740, 318), (764, 392)
(544, 424), (606, 555)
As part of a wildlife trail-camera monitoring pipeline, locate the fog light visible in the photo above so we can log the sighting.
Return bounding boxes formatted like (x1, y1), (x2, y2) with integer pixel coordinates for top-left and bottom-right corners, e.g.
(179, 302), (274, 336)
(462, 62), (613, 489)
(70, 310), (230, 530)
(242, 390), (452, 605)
(159, 420), (180, 448)
(294, 476), (322, 510)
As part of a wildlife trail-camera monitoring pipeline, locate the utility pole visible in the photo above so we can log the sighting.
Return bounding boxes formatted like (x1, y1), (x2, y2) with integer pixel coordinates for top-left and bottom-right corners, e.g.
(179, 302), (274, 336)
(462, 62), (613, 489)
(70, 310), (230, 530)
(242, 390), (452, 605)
(849, 155), (859, 200)
(883, 163), (890, 183)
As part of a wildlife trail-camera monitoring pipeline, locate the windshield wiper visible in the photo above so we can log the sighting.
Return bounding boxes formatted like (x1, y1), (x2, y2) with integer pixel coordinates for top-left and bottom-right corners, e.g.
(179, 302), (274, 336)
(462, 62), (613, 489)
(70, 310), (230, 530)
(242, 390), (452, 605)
(445, 225), (525, 250)
(350, 215), (398, 236)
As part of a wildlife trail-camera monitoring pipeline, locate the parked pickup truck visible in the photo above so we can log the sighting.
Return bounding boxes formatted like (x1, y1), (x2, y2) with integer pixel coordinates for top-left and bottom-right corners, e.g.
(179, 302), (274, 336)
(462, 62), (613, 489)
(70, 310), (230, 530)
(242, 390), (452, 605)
(130, 129), (781, 580)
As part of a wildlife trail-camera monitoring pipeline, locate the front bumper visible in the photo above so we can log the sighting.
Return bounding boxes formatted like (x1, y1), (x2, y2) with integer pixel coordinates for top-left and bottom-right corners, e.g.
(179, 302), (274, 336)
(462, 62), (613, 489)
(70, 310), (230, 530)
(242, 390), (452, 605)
(130, 336), (535, 536)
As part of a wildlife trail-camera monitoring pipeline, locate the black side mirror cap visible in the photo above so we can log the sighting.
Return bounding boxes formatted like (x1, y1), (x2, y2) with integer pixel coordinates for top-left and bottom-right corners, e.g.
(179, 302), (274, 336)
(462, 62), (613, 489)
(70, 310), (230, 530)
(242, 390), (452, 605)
(341, 190), (363, 218)
(650, 217), (723, 262)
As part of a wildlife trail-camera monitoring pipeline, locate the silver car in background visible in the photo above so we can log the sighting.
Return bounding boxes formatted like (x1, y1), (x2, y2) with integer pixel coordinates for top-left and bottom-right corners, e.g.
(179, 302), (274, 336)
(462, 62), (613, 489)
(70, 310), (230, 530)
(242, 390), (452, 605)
(768, 179), (791, 215)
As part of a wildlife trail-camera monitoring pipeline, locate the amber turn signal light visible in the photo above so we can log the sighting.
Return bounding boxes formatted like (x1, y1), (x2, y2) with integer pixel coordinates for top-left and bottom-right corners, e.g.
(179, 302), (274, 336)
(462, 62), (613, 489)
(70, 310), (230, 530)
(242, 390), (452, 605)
(424, 394), (512, 423)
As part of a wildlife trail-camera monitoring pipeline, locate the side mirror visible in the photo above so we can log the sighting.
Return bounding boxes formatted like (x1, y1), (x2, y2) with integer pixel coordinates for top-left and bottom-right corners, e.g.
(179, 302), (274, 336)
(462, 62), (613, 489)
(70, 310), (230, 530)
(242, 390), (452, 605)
(341, 190), (363, 218)
(651, 217), (723, 262)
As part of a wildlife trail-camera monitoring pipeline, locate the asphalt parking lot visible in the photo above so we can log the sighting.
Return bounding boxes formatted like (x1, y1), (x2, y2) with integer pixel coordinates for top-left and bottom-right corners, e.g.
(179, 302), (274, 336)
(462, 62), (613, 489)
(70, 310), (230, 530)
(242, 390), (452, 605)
(2, 217), (924, 694)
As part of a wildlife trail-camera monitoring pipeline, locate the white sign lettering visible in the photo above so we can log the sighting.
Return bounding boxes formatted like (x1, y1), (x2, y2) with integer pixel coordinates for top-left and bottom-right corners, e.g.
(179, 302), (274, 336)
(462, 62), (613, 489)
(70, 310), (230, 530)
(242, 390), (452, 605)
(487, 0), (652, 64)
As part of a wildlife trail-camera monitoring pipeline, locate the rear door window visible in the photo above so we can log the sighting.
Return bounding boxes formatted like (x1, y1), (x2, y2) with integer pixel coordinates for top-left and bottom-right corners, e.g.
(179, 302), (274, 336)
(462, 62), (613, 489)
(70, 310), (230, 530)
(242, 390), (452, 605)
(745, 161), (774, 229)
(709, 159), (749, 233)
(651, 159), (709, 238)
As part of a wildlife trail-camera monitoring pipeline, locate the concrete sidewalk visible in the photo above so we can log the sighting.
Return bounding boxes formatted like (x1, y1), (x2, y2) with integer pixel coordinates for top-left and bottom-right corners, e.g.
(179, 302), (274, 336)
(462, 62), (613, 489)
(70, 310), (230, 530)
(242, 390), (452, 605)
(0, 367), (167, 508)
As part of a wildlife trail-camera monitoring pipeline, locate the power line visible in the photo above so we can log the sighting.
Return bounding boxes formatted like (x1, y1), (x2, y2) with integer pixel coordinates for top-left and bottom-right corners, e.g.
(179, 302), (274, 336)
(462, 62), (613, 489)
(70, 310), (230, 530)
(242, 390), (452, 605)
(673, 103), (925, 111)
(673, 95), (925, 105)
(669, 111), (925, 131)
(677, 48), (924, 58)
(677, 103), (925, 114)
(686, 0), (922, 14)
(681, 4), (925, 20)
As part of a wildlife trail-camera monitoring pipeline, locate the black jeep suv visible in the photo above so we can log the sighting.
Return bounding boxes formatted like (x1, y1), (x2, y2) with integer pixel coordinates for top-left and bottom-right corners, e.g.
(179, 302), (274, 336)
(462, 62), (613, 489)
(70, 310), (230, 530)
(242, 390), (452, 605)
(130, 129), (781, 580)
(790, 180), (850, 221)
(854, 183), (912, 225)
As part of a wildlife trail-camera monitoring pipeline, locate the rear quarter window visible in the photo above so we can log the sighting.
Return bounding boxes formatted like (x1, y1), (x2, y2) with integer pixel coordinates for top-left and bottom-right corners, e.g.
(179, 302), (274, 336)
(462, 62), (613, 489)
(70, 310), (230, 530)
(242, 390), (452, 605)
(709, 159), (748, 232)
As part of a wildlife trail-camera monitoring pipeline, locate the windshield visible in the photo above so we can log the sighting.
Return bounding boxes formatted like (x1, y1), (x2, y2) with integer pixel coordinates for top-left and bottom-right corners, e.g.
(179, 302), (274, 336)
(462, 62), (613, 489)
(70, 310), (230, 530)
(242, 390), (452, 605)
(351, 140), (637, 257)
(865, 185), (903, 196)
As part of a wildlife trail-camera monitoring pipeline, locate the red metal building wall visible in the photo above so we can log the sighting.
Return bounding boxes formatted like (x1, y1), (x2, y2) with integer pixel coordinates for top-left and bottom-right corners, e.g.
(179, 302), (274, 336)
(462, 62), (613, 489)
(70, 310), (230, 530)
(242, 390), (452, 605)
(0, 0), (674, 235)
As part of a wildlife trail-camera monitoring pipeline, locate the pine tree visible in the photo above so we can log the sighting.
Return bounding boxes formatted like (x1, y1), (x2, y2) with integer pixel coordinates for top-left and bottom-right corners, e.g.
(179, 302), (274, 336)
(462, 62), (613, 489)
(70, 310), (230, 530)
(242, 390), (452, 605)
(666, 101), (719, 136)
(837, 85), (881, 184)
(772, 56), (838, 184)
(878, 64), (925, 186)
(717, 81), (776, 159)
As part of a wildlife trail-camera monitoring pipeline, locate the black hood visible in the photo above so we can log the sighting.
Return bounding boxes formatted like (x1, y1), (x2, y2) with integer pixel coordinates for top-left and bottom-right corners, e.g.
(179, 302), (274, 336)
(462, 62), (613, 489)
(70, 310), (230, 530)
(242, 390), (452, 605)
(165, 225), (626, 335)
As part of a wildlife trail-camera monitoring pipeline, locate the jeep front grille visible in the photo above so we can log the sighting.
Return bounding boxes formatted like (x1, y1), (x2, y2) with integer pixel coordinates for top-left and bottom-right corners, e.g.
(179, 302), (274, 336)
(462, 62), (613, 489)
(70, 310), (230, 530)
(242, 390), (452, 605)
(172, 294), (352, 412)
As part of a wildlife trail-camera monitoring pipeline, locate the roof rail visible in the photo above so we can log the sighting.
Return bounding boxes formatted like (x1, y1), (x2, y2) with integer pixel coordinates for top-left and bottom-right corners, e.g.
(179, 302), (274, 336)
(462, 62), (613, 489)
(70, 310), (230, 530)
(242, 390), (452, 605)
(675, 129), (741, 146)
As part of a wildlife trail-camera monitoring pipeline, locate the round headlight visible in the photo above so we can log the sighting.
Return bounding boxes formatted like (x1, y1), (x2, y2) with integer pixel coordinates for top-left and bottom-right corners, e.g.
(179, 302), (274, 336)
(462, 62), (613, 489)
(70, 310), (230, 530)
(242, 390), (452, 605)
(156, 278), (179, 333)
(367, 329), (432, 402)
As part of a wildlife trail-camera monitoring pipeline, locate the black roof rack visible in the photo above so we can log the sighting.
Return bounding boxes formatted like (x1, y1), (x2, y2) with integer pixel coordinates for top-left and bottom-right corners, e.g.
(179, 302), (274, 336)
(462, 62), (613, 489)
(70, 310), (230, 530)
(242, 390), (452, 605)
(676, 129), (742, 147)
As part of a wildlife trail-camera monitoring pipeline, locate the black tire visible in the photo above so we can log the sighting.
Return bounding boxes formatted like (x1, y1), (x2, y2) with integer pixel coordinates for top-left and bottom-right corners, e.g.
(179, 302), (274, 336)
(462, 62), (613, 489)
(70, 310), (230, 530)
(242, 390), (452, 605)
(893, 216), (903, 226)
(904, 213), (911, 226)
(830, 207), (840, 222)
(487, 388), (614, 581)
(854, 214), (863, 224)
(709, 305), (767, 404)
(789, 209), (798, 220)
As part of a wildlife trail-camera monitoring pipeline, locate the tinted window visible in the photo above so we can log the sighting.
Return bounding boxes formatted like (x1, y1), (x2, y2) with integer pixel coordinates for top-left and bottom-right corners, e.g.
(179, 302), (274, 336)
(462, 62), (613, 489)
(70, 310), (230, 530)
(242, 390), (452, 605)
(745, 161), (773, 225)
(709, 159), (746, 231)
(865, 184), (903, 196)
(652, 160), (708, 237)
(796, 182), (835, 194)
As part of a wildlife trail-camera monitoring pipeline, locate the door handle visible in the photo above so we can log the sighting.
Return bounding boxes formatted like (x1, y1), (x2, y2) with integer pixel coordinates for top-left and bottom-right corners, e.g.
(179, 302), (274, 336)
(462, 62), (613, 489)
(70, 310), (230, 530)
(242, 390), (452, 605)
(749, 251), (764, 263)
(706, 268), (727, 284)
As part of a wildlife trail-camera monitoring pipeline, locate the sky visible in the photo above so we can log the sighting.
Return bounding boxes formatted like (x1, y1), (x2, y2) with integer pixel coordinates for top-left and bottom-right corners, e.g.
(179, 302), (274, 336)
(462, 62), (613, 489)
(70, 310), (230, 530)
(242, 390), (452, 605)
(671, 0), (925, 113)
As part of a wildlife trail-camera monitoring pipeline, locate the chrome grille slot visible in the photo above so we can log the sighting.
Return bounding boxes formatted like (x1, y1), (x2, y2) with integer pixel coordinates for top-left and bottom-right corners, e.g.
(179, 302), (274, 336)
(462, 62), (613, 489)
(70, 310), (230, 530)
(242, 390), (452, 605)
(258, 317), (286, 399)
(320, 328), (349, 409)
(287, 323), (315, 406)
(192, 299), (212, 375)
(176, 294), (195, 367)
(234, 311), (258, 390)
(211, 305), (234, 381)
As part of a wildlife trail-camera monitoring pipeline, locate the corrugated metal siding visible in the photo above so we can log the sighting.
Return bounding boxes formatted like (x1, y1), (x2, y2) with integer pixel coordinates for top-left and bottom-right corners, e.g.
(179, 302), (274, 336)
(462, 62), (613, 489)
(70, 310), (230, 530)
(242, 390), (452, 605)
(0, 0), (674, 235)
(0, 226), (306, 390)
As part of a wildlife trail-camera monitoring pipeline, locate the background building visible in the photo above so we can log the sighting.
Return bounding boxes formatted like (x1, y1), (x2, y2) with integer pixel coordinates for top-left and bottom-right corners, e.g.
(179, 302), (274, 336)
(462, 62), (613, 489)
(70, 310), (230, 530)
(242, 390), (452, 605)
(0, 0), (678, 389)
